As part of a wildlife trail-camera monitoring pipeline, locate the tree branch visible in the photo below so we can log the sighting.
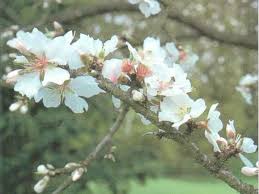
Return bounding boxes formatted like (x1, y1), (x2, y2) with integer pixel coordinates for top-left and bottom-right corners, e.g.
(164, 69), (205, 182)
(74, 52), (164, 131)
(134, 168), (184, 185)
(51, 104), (129, 194)
(96, 76), (257, 194)
(51, 1), (257, 50)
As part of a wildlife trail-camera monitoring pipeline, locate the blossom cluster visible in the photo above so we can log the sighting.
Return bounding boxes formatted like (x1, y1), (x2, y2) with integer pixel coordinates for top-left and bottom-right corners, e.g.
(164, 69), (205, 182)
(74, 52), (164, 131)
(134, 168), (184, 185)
(5, 28), (257, 185)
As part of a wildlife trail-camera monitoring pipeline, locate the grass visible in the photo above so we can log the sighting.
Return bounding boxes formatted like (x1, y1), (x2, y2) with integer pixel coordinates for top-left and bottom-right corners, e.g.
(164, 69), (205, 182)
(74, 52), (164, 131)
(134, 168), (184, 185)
(87, 176), (257, 194)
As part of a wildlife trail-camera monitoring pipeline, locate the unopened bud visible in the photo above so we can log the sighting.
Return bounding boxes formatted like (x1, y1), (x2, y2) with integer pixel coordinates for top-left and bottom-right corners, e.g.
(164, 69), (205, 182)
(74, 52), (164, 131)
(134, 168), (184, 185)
(217, 137), (228, 150)
(256, 161), (259, 168)
(9, 101), (22, 112)
(226, 120), (236, 139)
(241, 167), (258, 176)
(65, 162), (81, 169)
(132, 90), (144, 101)
(71, 168), (85, 181)
(20, 105), (28, 114)
(34, 176), (50, 193)
(37, 165), (49, 175)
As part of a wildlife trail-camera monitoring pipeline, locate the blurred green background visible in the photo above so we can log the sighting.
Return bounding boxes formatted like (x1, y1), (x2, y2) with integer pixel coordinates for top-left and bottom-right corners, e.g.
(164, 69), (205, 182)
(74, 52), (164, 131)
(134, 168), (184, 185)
(0, 0), (257, 193)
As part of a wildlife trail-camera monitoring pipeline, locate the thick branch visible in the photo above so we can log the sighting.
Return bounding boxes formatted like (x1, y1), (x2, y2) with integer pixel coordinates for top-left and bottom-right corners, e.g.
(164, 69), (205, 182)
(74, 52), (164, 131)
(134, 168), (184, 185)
(51, 1), (257, 50)
(96, 76), (257, 194)
(51, 104), (129, 194)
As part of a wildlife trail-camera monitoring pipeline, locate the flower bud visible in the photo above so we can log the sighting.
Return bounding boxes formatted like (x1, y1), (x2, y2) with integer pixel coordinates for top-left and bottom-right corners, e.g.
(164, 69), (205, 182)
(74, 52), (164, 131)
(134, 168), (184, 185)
(136, 64), (151, 79)
(256, 161), (259, 168)
(64, 162), (81, 169)
(71, 168), (85, 181)
(226, 120), (236, 139)
(20, 105), (28, 114)
(241, 167), (258, 176)
(34, 176), (50, 193)
(9, 101), (21, 112)
(132, 90), (144, 102)
(217, 137), (228, 150)
(37, 165), (49, 175)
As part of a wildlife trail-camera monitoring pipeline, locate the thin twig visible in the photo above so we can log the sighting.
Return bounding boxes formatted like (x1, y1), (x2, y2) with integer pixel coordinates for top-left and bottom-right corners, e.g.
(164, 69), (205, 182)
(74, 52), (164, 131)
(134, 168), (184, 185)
(51, 104), (129, 194)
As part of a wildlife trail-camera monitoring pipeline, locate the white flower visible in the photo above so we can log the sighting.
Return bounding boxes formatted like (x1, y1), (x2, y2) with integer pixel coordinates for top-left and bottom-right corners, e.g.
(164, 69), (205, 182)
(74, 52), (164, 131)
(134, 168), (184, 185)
(128, 0), (161, 17)
(102, 59), (123, 83)
(34, 176), (50, 193)
(158, 94), (206, 129)
(71, 168), (85, 181)
(6, 29), (83, 98)
(144, 63), (191, 98)
(9, 101), (22, 112)
(240, 137), (257, 154)
(73, 34), (118, 59)
(126, 37), (166, 67)
(34, 76), (104, 113)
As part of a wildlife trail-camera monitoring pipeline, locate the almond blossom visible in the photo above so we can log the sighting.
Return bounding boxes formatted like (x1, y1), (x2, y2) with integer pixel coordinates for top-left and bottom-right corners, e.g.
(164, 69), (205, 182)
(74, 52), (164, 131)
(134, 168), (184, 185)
(72, 34), (118, 61)
(6, 28), (80, 98)
(158, 93), (206, 129)
(34, 76), (104, 113)
(128, 0), (161, 18)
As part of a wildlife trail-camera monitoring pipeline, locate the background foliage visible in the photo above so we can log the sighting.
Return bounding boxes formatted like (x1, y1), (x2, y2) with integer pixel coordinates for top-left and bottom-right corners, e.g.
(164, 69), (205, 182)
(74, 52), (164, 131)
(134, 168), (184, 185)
(0, 0), (257, 193)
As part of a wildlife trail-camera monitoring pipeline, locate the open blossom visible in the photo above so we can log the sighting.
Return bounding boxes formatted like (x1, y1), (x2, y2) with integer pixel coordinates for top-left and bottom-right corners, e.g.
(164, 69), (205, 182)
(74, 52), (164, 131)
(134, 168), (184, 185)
(128, 0), (161, 17)
(236, 74), (257, 104)
(6, 28), (82, 98)
(204, 103), (223, 152)
(102, 59), (123, 83)
(72, 34), (118, 60)
(158, 93), (206, 129)
(145, 63), (192, 98)
(127, 37), (166, 67)
(34, 76), (104, 113)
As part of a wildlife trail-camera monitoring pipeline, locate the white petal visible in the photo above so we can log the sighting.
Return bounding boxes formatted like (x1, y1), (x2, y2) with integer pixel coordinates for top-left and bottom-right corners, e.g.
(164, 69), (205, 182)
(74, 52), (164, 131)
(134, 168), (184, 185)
(34, 86), (61, 108)
(69, 76), (104, 98)
(172, 114), (191, 129)
(208, 118), (223, 133)
(241, 138), (257, 153)
(190, 98), (206, 118)
(64, 92), (88, 113)
(102, 59), (123, 83)
(42, 67), (70, 86)
(138, 114), (151, 125)
(14, 72), (42, 98)
(103, 35), (118, 57)
(205, 131), (221, 152)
